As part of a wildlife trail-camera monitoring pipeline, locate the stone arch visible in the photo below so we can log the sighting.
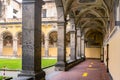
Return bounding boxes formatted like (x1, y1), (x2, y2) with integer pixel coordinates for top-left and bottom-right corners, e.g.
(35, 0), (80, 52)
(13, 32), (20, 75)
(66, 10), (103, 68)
(77, 10), (106, 25)
(1, 31), (13, 56)
(15, 31), (22, 38)
(55, 0), (65, 22)
(78, 6), (108, 18)
(2, 31), (13, 47)
(47, 29), (57, 38)
(85, 29), (104, 47)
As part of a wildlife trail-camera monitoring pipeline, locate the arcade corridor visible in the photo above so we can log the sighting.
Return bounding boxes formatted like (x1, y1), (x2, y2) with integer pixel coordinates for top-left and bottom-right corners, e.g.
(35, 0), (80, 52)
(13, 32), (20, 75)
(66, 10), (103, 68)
(46, 59), (110, 80)
(6, 0), (120, 80)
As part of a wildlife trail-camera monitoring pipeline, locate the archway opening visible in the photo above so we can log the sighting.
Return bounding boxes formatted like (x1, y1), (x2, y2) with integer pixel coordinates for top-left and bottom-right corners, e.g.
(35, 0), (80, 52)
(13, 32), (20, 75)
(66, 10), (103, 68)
(2, 32), (13, 56)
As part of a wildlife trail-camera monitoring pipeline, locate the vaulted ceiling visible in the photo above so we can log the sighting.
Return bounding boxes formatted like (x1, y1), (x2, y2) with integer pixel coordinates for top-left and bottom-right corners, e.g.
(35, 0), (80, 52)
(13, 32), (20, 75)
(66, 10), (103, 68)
(64, 0), (112, 32)
(59, 0), (115, 46)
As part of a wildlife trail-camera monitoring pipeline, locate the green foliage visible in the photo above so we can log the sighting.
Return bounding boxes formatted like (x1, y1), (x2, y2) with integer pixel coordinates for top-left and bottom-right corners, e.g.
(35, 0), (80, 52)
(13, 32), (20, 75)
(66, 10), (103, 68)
(0, 76), (12, 80)
(0, 76), (3, 80)
(0, 58), (56, 70)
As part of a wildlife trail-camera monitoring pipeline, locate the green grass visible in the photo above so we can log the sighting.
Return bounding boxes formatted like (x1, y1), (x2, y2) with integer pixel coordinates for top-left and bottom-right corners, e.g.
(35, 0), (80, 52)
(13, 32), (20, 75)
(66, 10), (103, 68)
(0, 58), (21, 70)
(0, 76), (12, 80)
(0, 76), (3, 80)
(42, 59), (57, 68)
(0, 58), (56, 70)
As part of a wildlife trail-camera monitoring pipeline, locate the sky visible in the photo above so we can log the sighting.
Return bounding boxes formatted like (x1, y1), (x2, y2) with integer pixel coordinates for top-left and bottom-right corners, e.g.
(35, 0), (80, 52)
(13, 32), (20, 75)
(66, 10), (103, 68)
(16, 0), (22, 2)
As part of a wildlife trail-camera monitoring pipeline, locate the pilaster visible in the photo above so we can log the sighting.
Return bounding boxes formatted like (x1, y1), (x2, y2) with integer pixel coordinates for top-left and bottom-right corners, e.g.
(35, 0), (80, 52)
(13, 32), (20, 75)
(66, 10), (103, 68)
(13, 38), (18, 57)
(81, 35), (85, 59)
(45, 36), (49, 57)
(76, 28), (81, 59)
(0, 38), (3, 56)
(70, 18), (76, 61)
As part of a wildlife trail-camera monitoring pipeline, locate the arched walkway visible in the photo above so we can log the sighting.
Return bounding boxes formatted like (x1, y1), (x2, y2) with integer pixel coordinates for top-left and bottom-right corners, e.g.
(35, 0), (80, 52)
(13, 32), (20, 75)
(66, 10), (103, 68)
(46, 59), (110, 80)
(17, 0), (120, 80)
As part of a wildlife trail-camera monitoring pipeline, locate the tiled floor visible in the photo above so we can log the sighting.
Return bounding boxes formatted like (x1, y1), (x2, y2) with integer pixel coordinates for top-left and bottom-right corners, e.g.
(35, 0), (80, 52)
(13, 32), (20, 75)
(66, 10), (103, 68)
(46, 59), (110, 80)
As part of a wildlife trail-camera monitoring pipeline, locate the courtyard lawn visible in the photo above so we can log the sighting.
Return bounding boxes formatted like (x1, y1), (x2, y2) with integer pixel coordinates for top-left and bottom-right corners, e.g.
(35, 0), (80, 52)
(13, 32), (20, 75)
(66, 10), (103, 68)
(0, 76), (12, 80)
(0, 58), (56, 70)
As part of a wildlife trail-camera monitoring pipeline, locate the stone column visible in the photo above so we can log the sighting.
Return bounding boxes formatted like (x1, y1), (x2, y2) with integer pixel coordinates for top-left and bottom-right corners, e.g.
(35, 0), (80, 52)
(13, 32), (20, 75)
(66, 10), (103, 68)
(76, 28), (81, 59)
(45, 36), (49, 57)
(13, 38), (18, 57)
(100, 47), (104, 62)
(18, 0), (45, 80)
(70, 18), (76, 61)
(81, 34), (85, 59)
(0, 38), (3, 56)
(55, 22), (67, 71)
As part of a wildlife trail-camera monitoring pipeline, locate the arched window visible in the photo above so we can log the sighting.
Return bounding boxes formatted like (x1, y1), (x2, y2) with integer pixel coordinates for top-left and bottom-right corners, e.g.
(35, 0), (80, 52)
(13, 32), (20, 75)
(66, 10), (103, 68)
(3, 32), (13, 47)
(49, 31), (57, 47)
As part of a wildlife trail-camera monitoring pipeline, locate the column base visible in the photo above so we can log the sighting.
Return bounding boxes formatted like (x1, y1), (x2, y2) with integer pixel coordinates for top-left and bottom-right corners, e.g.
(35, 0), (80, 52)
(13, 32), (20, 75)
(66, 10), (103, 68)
(101, 60), (104, 62)
(107, 68), (109, 73)
(18, 70), (45, 80)
(13, 54), (18, 57)
(76, 57), (81, 60)
(81, 55), (86, 61)
(55, 61), (67, 71)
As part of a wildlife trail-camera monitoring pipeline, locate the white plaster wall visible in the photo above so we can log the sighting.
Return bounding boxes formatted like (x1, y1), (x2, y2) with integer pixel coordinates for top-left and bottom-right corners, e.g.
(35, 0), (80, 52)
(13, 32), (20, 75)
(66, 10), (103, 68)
(108, 28), (120, 80)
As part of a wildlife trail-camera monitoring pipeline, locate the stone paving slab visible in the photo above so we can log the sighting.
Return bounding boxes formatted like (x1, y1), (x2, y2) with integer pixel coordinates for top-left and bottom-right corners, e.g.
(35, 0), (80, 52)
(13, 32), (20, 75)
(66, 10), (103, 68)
(46, 59), (110, 80)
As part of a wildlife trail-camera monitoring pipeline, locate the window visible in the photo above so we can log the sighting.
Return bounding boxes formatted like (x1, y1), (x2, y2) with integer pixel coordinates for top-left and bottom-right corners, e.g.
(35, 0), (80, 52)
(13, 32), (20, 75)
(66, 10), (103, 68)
(42, 9), (47, 18)
(13, 9), (18, 14)
(13, 16), (17, 19)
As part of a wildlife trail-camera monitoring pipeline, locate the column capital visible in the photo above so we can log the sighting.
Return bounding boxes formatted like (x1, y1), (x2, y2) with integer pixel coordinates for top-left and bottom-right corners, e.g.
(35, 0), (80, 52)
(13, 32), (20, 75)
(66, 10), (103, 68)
(81, 38), (84, 40)
(69, 30), (76, 33)
(76, 27), (80, 30)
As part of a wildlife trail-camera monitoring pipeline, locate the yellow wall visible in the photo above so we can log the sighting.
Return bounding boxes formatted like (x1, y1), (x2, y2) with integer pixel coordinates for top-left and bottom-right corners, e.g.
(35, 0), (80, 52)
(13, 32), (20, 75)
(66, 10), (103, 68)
(2, 47), (22, 56)
(41, 48), (45, 56)
(85, 48), (101, 59)
(66, 47), (70, 57)
(3, 47), (13, 56)
(18, 47), (22, 57)
(49, 48), (57, 56)
(107, 30), (120, 80)
(41, 47), (70, 57)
